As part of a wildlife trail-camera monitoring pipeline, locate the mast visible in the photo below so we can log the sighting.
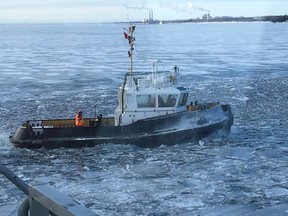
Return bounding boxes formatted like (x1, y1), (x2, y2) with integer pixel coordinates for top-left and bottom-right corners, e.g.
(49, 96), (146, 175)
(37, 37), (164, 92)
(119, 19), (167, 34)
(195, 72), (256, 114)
(127, 25), (135, 81)
(124, 25), (136, 82)
(118, 25), (136, 126)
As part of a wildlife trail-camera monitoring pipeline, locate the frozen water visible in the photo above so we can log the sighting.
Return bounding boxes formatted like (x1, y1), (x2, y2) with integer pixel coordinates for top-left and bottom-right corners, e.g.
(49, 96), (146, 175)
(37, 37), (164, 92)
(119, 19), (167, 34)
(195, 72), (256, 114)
(1, 23), (288, 215)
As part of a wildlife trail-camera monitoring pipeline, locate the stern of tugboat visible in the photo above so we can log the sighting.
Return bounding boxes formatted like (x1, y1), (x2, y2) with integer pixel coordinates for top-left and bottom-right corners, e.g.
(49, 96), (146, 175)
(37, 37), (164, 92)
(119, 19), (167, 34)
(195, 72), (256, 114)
(221, 104), (234, 130)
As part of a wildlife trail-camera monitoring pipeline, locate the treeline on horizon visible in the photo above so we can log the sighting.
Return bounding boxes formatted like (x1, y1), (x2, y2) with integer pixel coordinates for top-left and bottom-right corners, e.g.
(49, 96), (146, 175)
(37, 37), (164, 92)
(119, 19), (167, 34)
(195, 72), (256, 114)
(163, 15), (288, 24)
(161, 15), (288, 24)
(264, 15), (288, 23)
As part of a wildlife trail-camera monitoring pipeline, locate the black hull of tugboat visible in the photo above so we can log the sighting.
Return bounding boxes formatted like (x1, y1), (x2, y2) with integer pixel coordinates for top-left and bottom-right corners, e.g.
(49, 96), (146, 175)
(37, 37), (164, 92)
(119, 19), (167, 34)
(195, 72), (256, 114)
(9, 105), (233, 149)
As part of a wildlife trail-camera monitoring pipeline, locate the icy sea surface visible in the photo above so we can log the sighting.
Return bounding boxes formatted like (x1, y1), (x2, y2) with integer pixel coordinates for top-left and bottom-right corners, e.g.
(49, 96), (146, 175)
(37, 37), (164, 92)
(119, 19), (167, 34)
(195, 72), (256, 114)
(0, 23), (288, 215)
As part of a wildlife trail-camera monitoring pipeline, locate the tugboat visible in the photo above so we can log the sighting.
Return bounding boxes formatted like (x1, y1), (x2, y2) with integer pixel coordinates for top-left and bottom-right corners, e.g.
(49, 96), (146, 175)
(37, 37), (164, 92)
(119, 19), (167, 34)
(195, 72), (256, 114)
(9, 26), (233, 149)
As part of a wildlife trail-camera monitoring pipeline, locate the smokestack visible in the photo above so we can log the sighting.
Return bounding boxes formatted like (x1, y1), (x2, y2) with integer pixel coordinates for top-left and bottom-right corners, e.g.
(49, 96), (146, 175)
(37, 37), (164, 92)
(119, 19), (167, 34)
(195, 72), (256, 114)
(149, 9), (153, 21)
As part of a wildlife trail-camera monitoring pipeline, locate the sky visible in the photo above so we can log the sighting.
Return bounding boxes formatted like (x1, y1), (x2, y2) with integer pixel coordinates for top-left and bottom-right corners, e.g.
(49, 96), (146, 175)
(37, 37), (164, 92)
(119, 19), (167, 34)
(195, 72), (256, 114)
(0, 0), (287, 23)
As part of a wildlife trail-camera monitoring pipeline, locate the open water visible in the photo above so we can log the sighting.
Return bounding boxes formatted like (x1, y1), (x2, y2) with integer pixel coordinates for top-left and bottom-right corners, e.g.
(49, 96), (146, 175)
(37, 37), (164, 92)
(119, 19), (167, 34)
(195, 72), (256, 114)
(0, 22), (288, 215)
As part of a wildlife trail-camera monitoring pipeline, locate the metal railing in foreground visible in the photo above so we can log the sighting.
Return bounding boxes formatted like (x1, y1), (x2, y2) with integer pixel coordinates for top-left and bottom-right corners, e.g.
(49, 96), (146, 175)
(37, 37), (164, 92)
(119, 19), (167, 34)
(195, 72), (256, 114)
(0, 165), (97, 216)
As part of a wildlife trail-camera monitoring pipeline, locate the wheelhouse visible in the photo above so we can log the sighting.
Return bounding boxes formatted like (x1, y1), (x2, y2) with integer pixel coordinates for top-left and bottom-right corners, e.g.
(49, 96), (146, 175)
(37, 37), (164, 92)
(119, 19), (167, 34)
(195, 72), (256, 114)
(114, 64), (189, 126)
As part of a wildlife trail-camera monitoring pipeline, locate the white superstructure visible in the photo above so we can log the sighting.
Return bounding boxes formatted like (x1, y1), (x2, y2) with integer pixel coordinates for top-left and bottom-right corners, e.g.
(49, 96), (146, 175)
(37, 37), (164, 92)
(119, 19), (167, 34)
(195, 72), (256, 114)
(114, 26), (188, 126)
(114, 61), (188, 126)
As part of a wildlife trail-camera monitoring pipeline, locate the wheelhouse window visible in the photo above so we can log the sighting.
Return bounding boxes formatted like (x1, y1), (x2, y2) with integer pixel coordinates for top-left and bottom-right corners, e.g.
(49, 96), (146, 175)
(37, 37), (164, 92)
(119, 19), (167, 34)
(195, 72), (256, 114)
(158, 94), (178, 107)
(178, 93), (188, 106)
(136, 95), (156, 108)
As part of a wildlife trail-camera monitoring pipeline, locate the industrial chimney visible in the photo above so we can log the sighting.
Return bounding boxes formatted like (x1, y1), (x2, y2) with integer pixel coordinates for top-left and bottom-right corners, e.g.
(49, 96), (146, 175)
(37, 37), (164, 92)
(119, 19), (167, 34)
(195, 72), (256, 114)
(149, 9), (153, 21)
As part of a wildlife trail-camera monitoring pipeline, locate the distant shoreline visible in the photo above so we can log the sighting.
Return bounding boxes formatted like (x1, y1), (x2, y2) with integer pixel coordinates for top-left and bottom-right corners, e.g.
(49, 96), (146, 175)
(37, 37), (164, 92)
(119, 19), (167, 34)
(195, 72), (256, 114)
(118, 15), (288, 25)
